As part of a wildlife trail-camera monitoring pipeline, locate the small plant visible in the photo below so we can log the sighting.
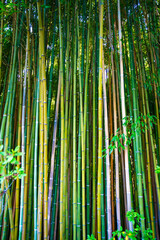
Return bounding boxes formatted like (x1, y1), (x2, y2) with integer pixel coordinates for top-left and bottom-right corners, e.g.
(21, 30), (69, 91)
(110, 210), (154, 240)
(103, 114), (157, 156)
(0, 145), (25, 194)
(108, 129), (125, 155)
(87, 234), (96, 240)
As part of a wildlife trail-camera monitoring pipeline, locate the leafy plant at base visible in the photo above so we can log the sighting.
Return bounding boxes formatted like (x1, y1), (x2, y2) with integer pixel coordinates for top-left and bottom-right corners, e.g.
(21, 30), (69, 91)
(87, 234), (96, 240)
(110, 210), (154, 240)
(0, 145), (25, 194)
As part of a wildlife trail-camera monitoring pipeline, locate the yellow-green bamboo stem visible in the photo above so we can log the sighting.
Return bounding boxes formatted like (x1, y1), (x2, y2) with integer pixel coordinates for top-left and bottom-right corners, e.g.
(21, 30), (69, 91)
(102, 50), (112, 238)
(97, 1), (103, 239)
(63, 2), (70, 237)
(15, 49), (22, 240)
(37, 2), (49, 238)
(22, 3), (31, 238)
(19, 38), (28, 240)
(37, 3), (44, 239)
(58, 1), (65, 239)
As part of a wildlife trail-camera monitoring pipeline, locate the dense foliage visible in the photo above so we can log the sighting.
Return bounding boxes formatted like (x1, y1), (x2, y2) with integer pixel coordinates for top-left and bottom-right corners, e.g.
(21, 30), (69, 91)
(0, 0), (159, 239)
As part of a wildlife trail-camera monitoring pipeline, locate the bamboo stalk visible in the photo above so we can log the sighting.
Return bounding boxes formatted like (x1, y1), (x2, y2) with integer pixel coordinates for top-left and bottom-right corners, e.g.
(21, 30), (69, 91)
(102, 49), (112, 238)
(97, 1), (103, 239)
(58, 1), (65, 239)
(117, 0), (133, 231)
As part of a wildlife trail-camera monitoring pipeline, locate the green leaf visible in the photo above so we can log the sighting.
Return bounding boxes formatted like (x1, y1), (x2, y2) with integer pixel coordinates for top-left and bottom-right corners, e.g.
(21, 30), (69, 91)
(14, 146), (20, 152)
(155, 166), (160, 174)
(134, 227), (140, 232)
(11, 158), (19, 165)
(111, 136), (117, 142)
(120, 143), (125, 150)
(2, 159), (10, 165)
(122, 231), (126, 237)
(18, 173), (26, 179)
(6, 155), (13, 162)
(0, 145), (3, 151)
(0, 152), (6, 156)
(109, 149), (113, 155)
(116, 128), (120, 133)
(0, 165), (4, 174)
(108, 144), (112, 149)
(41, 4), (51, 8)
(7, 150), (12, 154)
(14, 152), (23, 157)
(0, 176), (4, 183)
(120, 226), (123, 231)
(19, 168), (24, 172)
(118, 232), (121, 237)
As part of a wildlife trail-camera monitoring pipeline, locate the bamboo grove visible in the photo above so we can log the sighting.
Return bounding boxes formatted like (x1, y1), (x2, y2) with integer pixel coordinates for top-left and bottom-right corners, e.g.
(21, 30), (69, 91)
(0, 0), (160, 239)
